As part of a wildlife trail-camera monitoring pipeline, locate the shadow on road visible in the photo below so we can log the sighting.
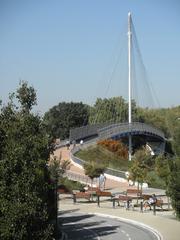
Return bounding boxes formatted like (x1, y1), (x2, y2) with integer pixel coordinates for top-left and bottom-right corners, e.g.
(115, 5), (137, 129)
(59, 210), (120, 239)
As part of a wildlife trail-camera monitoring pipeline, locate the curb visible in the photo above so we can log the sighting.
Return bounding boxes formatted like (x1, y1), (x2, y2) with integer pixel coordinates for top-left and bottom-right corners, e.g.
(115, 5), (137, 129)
(89, 212), (164, 240)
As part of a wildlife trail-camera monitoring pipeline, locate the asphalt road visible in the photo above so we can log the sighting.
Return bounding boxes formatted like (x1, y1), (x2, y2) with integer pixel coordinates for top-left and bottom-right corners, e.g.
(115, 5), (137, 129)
(59, 210), (160, 240)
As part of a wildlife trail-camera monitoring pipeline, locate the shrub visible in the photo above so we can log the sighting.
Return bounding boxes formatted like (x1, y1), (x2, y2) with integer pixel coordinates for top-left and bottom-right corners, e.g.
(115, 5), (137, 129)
(60, 177), (86, 192)
(97, 139), (128, 159)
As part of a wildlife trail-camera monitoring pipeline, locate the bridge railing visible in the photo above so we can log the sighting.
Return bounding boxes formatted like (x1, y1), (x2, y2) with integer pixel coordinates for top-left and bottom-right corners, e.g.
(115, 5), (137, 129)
(98, 122), (165, 140)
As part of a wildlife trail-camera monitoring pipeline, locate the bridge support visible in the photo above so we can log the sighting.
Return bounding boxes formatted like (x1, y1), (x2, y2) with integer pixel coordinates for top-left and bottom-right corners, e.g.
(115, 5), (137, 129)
(129, 134), (132, 161)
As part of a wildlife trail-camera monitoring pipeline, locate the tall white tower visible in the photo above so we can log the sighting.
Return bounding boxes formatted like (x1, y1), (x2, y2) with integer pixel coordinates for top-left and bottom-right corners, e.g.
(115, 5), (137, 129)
(128, 12), (132, 161)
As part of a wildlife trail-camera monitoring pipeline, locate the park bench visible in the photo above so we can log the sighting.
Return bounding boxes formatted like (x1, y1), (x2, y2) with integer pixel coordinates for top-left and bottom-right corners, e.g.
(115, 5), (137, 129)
(88, 186), (100, 192)
(72, 191), (91, 204)
(112, 189), (143, 209)
(96, 191), (113, 207)
(112, 195), (133, 209)
(126, 188), (142, 197)
(142, 194), (164, 210)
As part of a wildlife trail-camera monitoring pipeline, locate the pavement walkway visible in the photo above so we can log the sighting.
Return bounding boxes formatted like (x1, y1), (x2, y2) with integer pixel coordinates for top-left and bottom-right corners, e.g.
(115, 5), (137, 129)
(55, 146), (180, 240)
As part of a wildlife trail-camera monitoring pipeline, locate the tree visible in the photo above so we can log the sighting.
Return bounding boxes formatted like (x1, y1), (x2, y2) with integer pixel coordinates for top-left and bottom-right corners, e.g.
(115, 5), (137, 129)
(0, 82), (53, 239)
(84, 162), (105, 190)
(167, 157), (180, 220)
(48, 154), (70, 239)
(89, 97), (129, 124)
(97, 139), (128, 160)
(16, 80), (37, 112)
(44, 102), (89, 139)
(128, 149), (150, 190)
(155, 155), (170, 186)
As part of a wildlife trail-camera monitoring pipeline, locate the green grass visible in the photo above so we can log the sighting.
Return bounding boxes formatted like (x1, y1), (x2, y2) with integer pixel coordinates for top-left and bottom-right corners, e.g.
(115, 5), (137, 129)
(75, 145), (129, 171)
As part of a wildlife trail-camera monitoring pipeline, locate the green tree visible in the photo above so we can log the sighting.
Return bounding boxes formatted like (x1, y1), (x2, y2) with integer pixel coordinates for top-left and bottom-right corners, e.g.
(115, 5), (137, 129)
(84, 162), (105, 189)
(48, 154), (70, 239)
(155, 155), (170, 186)
(16, 80), (37, 112)
(128, 149), (150, 190)
(0, 82), (53, 239)
(168, 157), (180, 220)
(44, 102), (89, 139)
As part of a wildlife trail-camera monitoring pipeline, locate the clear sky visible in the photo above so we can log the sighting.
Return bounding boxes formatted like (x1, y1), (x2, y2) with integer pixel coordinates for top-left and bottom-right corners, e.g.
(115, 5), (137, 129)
(0, 0), (180, 114)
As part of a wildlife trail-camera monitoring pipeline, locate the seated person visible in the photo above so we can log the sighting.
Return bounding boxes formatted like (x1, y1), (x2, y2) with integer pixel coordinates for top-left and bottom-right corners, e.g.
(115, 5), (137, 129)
(144, 194), (157, 210)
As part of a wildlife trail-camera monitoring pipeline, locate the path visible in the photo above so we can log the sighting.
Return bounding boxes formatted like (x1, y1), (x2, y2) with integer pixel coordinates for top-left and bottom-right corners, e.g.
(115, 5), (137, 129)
(54, 146), (129, 191)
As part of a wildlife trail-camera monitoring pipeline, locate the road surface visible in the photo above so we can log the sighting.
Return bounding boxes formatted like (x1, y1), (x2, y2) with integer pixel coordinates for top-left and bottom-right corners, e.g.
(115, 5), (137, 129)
(60, 211), (160, 240)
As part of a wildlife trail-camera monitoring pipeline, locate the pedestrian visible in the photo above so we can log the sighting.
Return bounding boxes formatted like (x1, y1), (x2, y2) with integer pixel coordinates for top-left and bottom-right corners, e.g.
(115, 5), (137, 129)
(66, 140), (70, 150)
(99, 173), (106, 191)
(72, 140), (76, 148)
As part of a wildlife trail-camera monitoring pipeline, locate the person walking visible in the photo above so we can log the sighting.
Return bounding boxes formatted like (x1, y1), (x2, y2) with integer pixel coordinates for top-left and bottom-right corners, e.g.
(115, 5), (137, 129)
(99, 173), (106, 191)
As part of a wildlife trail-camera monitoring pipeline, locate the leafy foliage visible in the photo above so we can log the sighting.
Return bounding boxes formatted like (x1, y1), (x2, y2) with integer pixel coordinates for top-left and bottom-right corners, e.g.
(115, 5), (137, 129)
(48, 154), (71, 184)
(16, 80), (37, 112)
(155, 155), (170, 185)
(89, 97), (138, 124)
(84, 161), (105, 180)
(128, 149), (152, 189)
(167, 157), (180, 220)
(44, 102), (89, 139)
(59, 177), (86, 193)
(0, 82), (53, 239)
(97, 139), (128, 159)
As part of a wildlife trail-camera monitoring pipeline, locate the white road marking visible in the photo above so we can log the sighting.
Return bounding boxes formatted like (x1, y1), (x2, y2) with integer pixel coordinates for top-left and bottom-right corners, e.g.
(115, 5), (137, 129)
(90, 212), (163, 240)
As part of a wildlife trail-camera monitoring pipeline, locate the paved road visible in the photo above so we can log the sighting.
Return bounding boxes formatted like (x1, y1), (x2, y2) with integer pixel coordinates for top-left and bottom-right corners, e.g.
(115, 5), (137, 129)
(60, 211), (160, 240)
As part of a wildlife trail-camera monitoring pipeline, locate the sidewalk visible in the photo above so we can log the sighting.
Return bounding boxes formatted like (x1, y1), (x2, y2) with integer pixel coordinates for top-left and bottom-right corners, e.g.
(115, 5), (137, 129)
(59, 195), (180, 240)
(55, 146), (180, 240)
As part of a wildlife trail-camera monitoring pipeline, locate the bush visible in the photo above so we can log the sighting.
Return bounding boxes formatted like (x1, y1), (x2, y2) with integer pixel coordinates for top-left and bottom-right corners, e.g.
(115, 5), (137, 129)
(60, 177), (86, 192)
(97, 139), (128, 159)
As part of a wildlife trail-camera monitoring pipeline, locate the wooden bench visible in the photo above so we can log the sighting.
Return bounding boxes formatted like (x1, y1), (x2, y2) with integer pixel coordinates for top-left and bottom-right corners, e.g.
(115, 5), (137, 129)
(112, 189), (143, 209)
(142, 194), (164, 211)
(96, 191), (113, 207)
(88, 187), (100, 192)
(112, 195), (133, 209)
(126, 189), (142, 197)
(156, 199), (163, 208)
(72, 192), (91, 203)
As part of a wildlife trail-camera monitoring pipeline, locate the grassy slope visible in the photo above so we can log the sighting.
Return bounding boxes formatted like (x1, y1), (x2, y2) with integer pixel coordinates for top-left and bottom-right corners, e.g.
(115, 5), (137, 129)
(75, 145), (166, 189)
(75, 145), (129, 171)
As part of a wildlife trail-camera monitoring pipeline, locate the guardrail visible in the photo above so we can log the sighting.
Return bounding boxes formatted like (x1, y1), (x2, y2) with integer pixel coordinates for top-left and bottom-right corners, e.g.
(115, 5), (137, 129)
(54, 140), (68, 149)
(98, 122), (165, 140)
(69, 122), (165, 143)
(64, 170), (98, 186)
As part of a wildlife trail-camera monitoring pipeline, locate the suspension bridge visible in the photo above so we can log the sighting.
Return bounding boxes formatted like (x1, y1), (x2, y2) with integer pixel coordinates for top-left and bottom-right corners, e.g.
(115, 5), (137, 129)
(69, 13), (166, 157)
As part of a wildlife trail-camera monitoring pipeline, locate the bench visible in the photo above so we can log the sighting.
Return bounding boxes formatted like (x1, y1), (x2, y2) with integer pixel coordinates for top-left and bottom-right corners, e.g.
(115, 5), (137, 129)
(88, 187), (100, 192)
(112, 195), (133, 209)
(112, 189), (143, 209)
(141, 194), (164, 212)
(126, 189), (142, 197)
(72, 192), (91, 203)
(96, 191), (113, 207)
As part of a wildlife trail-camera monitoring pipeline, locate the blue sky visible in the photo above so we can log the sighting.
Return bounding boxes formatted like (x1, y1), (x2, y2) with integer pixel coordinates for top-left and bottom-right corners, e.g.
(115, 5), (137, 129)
(0, 0), (180, 114)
